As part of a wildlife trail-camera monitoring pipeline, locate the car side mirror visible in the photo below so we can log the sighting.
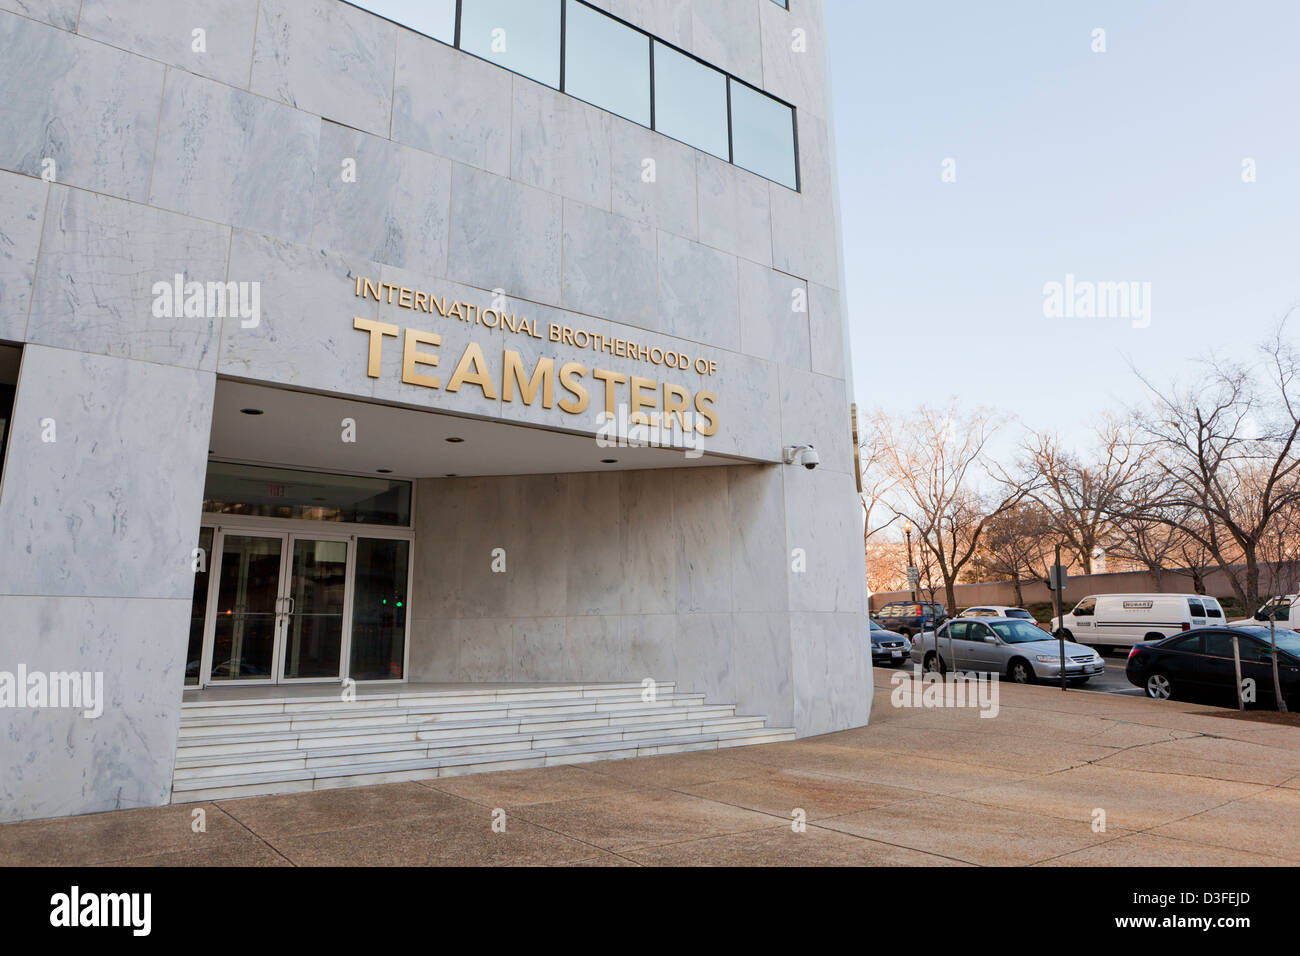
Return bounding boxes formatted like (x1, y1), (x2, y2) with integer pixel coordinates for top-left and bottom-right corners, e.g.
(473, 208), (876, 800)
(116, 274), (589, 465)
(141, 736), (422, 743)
(984, 636), (998, 644)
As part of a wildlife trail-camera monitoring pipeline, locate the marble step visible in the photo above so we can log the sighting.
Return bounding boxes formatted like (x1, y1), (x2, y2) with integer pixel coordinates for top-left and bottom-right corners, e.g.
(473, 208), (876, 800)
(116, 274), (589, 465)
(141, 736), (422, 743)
(170, 726), (797, 803)
(180, 682), (677, 718)
(177, 693), (707, 736)
(175, 704), (741, 757)
(172, 714), (773, 780)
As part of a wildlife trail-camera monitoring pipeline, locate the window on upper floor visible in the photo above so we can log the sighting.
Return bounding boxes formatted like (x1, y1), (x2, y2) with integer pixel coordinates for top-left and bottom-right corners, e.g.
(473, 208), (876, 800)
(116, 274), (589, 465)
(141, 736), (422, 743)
(355, 0), (457, 43)
(564, 0), (651, 127)
(730, 79), (798, 189)
(652, 41), (730, 161)
(347, 0), (800, 190)
(460, 0), (563, 89)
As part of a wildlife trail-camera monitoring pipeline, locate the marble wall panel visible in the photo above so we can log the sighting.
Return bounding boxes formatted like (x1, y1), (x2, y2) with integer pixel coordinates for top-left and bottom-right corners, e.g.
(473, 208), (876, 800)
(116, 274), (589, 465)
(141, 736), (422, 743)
(312, 121), (452, 275)
(0, 169), (46, 341)
(0, 595), (193, 823)
(28, 186), (230, 369)
(0, 13), (164, 202)
(151, 69), (320, 244)
(0, 346), (214, 600)
(251, 0), (396, 137)
(78, 0), (259, 89)
(392, 29), (512, 177)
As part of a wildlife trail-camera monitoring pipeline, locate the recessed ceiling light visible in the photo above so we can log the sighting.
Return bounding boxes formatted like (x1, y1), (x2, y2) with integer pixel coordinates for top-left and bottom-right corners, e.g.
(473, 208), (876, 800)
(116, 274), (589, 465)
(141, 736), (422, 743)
(444, 473), (458, 478)
(601, 459), (618, 465)
(240, 408), (264, 416)
(377, 469), (393, 474)
(445, 437), (465, 444)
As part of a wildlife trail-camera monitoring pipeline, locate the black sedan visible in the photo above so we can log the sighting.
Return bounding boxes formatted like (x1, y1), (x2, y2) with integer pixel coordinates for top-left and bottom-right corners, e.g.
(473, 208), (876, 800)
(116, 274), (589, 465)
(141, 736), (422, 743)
(870, 620), (911, 667)
(1125, 626), (1300, 708)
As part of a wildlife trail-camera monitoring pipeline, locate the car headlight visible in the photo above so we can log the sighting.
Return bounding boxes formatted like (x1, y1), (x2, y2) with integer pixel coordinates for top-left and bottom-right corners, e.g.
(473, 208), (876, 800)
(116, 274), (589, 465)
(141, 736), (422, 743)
(1034, 655), (1059, 663)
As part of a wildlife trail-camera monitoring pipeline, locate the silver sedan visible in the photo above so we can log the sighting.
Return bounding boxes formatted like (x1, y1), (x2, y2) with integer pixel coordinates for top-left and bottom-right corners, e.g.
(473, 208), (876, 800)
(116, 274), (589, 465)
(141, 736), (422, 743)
(909, 616), (1106, 684)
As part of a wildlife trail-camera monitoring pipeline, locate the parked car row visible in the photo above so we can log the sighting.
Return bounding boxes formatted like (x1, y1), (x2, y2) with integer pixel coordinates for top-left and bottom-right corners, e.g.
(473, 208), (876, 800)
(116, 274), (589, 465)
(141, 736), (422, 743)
(868, 590), (1300, 710)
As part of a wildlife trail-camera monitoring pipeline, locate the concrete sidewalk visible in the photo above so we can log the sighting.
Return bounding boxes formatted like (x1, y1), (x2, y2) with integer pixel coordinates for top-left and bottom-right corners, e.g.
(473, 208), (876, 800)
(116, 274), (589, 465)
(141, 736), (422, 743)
(5, 668), (1300, 866)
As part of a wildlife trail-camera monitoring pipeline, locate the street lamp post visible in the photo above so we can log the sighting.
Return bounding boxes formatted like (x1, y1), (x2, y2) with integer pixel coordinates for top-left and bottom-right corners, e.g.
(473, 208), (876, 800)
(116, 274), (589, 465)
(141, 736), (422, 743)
(904, 520), (916, 602)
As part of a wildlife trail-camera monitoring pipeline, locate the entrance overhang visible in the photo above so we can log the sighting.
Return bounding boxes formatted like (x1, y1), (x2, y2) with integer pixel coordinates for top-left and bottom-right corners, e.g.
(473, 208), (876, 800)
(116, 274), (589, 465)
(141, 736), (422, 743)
(211, 379), (747, 480)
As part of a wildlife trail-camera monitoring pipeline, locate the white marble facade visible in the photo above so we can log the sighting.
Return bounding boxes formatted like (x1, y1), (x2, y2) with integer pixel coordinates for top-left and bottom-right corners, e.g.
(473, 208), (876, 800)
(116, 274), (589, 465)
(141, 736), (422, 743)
(0, 0), (867, 821)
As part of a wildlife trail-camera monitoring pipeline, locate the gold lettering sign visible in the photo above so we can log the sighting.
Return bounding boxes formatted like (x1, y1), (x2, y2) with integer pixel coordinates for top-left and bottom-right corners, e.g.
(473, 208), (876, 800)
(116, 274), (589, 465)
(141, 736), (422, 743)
(350, 278), (720, 437)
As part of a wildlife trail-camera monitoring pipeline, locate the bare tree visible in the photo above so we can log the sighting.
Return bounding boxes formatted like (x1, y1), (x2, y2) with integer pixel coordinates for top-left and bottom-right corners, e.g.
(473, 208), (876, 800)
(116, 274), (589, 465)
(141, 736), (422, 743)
(1260, 501), (1300, 603)
(1131, 318), (1300, 611)
(859, 429), (900, 550)
(1175, 517), (1219, 595)
(1106, 510), (1188, 592)
(864, 538), (908, 595)
(971, 502), (1052, 606)
(867, 403), (1030, 611)
(1013, 416), (1150, 573)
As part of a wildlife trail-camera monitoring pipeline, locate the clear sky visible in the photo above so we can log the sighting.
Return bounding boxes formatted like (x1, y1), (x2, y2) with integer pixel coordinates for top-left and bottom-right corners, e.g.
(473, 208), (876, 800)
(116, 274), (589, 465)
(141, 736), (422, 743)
(828, 0), (1300, 450)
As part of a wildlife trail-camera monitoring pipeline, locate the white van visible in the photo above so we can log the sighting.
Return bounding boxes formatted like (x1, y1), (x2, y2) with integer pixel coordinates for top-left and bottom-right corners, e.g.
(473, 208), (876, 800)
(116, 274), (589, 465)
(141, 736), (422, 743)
(1058, 593), (1226, 652)
(1230, 594), (1299, 632)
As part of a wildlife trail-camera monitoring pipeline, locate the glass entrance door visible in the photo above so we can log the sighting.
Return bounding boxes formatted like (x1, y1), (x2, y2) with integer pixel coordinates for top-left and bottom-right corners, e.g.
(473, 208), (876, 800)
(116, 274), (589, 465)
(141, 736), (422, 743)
(281, 538), (349, 680)
(203, 531), (350, 684)
(209, 533), (283, 682)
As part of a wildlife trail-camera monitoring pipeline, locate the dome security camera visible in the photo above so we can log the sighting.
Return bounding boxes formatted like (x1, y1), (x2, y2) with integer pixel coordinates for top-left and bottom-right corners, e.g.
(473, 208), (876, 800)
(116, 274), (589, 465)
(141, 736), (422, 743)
(782, 444), (819, 470)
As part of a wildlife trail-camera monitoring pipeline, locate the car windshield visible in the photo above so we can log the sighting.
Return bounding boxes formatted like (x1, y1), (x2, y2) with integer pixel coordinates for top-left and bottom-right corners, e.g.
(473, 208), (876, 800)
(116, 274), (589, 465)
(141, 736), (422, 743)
(1006, 609), (1033, 619)
(989, 620), (1050, 644)
(869, 620), (881, 630)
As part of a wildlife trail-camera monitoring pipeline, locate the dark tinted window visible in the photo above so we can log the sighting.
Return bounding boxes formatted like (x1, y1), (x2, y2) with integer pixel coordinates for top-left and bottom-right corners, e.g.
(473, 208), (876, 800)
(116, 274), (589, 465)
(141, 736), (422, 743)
(1202, 632), (1237, 658)
(1164, 634), (1202, 652)
(1237, 637), (1276, 663)
(1266, 601), (1292, 622)
(1204, 603), (1223, 619)
(944, 621), (969, 640)
(1188, 600), (1206, 617)
(204, 463), (412, 527)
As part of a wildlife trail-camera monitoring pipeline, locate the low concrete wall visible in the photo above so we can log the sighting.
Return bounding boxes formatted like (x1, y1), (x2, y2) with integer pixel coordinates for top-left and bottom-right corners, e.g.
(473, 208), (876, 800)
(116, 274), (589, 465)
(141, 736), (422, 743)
(870, 562), (1300, 611)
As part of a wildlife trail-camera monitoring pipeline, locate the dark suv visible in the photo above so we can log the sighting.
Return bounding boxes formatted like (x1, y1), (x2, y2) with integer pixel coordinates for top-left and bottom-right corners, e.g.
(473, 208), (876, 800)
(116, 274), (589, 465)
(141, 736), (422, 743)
(872, 601), (947, 638)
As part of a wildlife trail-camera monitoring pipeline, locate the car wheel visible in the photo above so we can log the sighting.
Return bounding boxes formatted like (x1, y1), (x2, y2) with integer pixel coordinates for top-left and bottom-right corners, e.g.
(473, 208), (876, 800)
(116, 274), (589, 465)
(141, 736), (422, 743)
(1145, 672), (1173, 700)
(1008, 659), (1035, 684)
(923, 652), (946, 676)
